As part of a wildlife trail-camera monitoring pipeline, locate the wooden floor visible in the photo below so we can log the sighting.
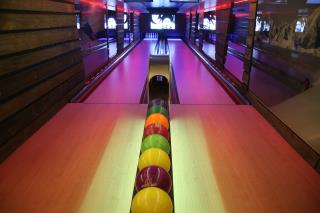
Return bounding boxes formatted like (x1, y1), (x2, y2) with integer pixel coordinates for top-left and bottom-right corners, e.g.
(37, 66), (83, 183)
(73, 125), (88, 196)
(171, 105), (320, 213)
(0, 104), (319, 213)
(0, 103), (146, 213)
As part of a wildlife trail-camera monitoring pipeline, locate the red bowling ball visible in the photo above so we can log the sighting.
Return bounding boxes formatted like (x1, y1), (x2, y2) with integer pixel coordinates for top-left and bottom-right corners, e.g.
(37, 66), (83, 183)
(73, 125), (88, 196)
(143, 123), (170, 141)
(135, 166), (172, 193)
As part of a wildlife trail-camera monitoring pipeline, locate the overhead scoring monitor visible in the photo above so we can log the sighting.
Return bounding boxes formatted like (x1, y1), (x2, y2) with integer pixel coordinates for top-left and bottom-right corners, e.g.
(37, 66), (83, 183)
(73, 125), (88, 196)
(150, 14), (176, 30)
(203, 15), (216, 30)
(295, 18), (307, 33)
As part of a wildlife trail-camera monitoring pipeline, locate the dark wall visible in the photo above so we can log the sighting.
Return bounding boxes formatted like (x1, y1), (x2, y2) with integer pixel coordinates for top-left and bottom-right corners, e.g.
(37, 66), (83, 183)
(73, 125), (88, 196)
(0, 0), (85, 161)
(140, 13), (186, 38)
(230, 2), (249, 44)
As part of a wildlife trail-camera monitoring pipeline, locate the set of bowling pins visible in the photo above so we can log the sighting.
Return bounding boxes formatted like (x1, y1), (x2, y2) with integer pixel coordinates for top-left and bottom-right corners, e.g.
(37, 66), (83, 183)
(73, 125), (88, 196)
(125, 32), (133, 40)
(146, 32), (158, 38)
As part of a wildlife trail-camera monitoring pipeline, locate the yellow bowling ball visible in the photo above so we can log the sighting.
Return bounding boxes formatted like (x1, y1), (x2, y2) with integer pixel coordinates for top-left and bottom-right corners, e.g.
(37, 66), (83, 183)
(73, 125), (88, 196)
(131, 187), (173, 213)
(138, 148), (171, 172)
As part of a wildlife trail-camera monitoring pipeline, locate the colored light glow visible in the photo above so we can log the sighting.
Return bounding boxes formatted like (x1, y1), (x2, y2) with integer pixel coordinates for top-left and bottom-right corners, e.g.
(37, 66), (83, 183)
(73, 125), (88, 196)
(204, 0), (251, 12)
(235, 12), (249, 18)
(234, 0), (250, 4)
(80, 0), (106, 9)
(117, 6), (125, 13)
(205, 2), (232, 11)
(134, 11), (140, 16)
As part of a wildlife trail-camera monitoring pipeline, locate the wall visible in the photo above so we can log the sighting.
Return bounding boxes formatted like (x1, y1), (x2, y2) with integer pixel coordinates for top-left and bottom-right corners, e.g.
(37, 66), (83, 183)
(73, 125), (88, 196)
(79, 0), (106, 42)
(183, 0), (320, 169)
(230, 2), (249, 44)
(249, 0), (320, 166)
(0, 0), (85, 161)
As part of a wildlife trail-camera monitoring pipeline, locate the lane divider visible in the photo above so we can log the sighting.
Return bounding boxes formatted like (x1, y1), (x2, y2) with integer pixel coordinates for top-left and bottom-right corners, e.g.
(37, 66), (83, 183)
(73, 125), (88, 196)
(131, 98), (174, 213)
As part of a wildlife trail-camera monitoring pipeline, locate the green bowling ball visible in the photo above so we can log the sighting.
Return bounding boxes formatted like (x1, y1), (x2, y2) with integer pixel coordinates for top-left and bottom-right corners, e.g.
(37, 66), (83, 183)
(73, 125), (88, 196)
(141, 134), (170, 154)
(146, 105), (169, 118)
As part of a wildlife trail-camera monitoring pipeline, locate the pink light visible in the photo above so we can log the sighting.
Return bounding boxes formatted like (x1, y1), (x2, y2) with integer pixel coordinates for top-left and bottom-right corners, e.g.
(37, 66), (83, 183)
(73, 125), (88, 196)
(235, 12), (249, 17)
(80, 0), (106, 9)
(116, 6), (124, 12)
(234, 0), (250, 4)
(134, 11), (140, 16)
(205, 2), (232, 11)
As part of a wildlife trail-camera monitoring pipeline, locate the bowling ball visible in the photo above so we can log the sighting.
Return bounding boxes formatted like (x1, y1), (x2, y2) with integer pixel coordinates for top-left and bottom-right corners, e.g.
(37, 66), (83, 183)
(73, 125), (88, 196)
(131, 187), (173, 213)
(141, 134), (170, 154)
(146, 105), (169, 118)
(135, 166), (172, 193)
(143, 123), (170, 141)
(148, 98), (168, 110)
(145, 113), (169, 129)
(138, 148), (171, 172)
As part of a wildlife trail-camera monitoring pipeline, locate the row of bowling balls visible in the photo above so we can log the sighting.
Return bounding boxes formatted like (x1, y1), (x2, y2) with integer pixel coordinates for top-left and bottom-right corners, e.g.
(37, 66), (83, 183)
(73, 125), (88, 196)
(131, 99), (173, 213)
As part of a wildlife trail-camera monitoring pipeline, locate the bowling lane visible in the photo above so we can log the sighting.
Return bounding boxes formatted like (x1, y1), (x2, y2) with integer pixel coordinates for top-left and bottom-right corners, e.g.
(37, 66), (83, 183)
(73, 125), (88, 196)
(171, 105), (320, 213)
(0, 103), (146, 213)
(84, 40), (156, 103)
(169, 39), (235, 105)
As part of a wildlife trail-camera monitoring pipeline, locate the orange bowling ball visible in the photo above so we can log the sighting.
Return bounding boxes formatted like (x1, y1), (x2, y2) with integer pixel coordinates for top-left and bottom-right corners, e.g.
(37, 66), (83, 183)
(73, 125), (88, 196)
(145, 113), (169, 129)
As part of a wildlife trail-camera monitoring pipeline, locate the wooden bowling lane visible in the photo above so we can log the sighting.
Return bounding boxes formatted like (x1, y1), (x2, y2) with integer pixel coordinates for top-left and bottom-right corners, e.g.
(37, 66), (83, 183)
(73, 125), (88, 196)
(170, 105), (320, 213)
(168, 39), (235, 105)
(84, 40), (157, 104)
(0, 103), (146, 213)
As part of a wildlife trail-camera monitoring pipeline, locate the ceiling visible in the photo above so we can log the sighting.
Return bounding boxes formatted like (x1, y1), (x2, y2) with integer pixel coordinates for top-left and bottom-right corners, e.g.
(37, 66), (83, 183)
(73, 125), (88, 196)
(125, 0), (202, 13)
(79, 0), (225, 13)
(143, 0), (184, 8)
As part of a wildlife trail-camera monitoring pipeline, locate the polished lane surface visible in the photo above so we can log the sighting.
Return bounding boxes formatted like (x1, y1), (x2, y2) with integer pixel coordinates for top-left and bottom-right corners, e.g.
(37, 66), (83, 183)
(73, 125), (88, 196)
(171, 104), (320, 213)
(169, 39), (235, 105)
(84, 40), (156, 103)
(0, 104), (146, 213)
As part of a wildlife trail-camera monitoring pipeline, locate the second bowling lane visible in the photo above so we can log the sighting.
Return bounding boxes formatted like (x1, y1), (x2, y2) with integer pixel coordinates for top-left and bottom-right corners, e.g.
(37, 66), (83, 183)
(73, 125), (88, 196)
(169, 39), (235, 105)
(85, 40), (157, 104)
